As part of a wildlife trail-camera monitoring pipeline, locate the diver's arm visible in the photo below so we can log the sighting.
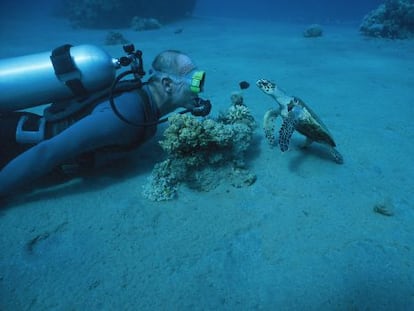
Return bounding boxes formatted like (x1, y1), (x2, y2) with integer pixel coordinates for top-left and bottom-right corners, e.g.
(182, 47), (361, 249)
(0, 96), (143, 196)
(0, 139), (61, 195)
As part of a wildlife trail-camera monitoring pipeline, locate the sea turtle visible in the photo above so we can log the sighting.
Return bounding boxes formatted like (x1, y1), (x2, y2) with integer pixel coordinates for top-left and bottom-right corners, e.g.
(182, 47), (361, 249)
(256, 78), (344, 164)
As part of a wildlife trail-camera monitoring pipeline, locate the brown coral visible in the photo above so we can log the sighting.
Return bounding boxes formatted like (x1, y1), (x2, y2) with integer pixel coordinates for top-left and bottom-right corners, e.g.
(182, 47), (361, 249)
(143, 95), (257, 201)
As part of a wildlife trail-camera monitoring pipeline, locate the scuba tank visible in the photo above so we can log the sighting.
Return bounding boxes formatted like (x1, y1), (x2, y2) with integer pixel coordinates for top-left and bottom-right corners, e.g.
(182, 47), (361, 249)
(0, 43), (211, 129)
(0, 44), (118, 113)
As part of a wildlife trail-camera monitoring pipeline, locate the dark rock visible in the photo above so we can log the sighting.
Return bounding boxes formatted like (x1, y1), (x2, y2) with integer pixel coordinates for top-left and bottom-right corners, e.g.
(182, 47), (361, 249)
(131, 17), (162, 31)
(303, 24), (323, 38)
(105, 31), (130, 45)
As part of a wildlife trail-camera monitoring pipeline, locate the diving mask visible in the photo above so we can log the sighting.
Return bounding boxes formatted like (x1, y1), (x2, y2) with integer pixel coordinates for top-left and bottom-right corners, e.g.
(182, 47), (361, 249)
(186, 70), (206, 94)
(150, 68), (206, 94)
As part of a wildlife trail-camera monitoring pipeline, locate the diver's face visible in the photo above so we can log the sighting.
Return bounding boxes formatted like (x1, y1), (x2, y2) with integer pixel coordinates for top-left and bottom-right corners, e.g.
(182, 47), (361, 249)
(171, 80), (197, 109)
(171, 68), (205, 109)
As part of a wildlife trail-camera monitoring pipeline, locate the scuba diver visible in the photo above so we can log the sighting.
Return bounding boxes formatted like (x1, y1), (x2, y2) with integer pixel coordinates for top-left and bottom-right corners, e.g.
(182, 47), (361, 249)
(0, 44), (211, 198)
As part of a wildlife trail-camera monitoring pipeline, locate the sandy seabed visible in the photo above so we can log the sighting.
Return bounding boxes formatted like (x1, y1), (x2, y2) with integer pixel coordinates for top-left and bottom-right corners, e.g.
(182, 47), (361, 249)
(0, 13), (414, 310)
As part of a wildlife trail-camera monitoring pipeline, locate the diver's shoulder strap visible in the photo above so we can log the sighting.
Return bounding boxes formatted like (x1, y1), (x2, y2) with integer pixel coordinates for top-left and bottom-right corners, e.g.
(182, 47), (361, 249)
(138, 88), (152, 124)
(44, 79), (146, 141)
(44, 79), (142, 123)
(50, 44), (88, 99)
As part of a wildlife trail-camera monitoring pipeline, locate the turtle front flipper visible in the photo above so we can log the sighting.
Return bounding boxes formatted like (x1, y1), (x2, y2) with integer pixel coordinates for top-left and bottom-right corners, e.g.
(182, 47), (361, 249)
(279, 105), (303, 152)
(278, 113), (298, 152)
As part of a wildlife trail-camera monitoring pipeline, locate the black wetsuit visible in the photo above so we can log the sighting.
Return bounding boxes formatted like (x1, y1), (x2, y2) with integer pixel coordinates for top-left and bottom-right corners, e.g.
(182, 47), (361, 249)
(0, 85), (159, 195)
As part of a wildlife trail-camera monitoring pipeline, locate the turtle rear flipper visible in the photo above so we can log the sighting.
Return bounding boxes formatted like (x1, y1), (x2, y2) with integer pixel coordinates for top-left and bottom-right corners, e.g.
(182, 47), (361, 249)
(330, 147), (344, 164)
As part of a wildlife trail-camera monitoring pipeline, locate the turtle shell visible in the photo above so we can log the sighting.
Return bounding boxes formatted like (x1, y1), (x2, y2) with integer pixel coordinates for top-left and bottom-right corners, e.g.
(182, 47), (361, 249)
(288, 97), (336, 147)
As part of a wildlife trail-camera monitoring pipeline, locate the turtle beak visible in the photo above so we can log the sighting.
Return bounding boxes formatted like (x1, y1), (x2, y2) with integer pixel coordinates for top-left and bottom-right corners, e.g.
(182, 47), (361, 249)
(256, 79), (264, 88)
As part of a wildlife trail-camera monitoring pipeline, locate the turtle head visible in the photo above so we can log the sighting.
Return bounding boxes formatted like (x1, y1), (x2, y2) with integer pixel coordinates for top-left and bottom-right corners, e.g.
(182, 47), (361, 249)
(256, 79), (276, 95)
(257, 78), (291, 117)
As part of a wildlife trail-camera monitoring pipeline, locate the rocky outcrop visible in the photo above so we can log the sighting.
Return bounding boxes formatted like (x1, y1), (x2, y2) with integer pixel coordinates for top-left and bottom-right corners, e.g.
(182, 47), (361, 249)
(303, 24), (323, 38)
(360, 0), (414, 39)
(63, 0), (196, 28)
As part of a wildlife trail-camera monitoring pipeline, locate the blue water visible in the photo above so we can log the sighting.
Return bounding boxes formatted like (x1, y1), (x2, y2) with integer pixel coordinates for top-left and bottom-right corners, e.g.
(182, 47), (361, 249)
(1, 0), (383, 22)
(196, 0), (384, 22)
(1, 0), (414, 310)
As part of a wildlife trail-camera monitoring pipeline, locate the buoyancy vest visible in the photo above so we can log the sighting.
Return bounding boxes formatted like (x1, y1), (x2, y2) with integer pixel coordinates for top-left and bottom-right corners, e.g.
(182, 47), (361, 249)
(44, 80), (158, 150)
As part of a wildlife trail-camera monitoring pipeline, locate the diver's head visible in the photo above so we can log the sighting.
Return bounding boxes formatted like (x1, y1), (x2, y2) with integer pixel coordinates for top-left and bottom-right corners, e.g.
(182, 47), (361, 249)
(149, 50), (208, 116)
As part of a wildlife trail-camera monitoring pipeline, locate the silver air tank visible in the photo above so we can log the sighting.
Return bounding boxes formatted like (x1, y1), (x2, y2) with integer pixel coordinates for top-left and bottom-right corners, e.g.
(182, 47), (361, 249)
(0, 45), (117, 113)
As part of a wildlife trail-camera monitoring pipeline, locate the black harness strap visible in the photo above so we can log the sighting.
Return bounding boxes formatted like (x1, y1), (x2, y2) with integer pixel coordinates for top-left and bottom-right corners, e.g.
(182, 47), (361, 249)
(50, 44), (89, 99)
